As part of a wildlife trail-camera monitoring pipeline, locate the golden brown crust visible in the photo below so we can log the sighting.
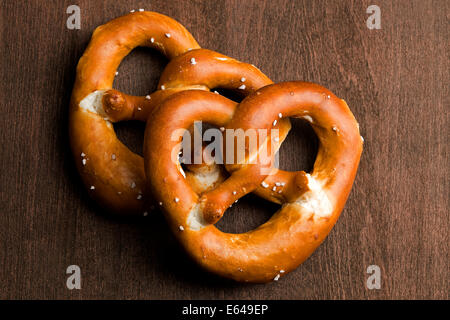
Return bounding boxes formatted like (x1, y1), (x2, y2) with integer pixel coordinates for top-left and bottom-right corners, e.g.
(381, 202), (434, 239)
(69, 12), (284, 215)
(70, 13), (362, 283)
(144, 82), (363, 283)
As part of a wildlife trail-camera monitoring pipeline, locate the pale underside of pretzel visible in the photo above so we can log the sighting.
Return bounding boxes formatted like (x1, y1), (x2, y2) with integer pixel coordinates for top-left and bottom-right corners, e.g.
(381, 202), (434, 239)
(144, 83), (363, 283)
(69, 12), (288, 215)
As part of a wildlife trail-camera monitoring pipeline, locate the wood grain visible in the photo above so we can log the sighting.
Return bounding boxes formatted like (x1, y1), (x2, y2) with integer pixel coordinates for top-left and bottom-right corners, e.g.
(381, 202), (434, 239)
(0, 0), (448, 299)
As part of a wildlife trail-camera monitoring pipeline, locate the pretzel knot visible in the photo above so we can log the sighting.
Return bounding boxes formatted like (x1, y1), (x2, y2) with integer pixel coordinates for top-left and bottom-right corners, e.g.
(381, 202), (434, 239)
(69, 12), (289, 215)
(144, 82), (363, 283)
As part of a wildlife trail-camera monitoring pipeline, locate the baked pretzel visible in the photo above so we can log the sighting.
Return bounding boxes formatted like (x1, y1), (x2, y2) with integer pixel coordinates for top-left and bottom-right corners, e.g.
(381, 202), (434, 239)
(144, 82), (363, 282)
(69, 12), (288, 215)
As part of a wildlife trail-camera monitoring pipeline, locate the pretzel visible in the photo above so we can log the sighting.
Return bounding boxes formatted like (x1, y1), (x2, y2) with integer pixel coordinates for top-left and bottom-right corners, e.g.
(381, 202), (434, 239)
(69, 12), (288, 215)
(144, 82), (363, 282)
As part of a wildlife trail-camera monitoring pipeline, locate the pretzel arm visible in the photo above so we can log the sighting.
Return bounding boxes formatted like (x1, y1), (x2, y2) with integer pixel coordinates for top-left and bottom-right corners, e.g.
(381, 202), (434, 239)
(160, 49), (272, 94)
(102, 88), (201, 122)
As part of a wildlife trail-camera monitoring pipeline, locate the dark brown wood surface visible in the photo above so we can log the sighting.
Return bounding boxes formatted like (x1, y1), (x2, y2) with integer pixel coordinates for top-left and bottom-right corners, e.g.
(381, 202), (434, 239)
(0, 0), (448, 299)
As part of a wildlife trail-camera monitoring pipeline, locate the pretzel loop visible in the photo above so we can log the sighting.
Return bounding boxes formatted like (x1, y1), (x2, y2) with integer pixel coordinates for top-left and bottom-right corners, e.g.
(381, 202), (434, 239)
(144, 82), (362, 283)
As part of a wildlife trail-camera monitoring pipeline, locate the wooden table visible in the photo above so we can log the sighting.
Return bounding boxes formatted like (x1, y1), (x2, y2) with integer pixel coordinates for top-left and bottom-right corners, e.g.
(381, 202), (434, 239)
(0, 0), (447, 299)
